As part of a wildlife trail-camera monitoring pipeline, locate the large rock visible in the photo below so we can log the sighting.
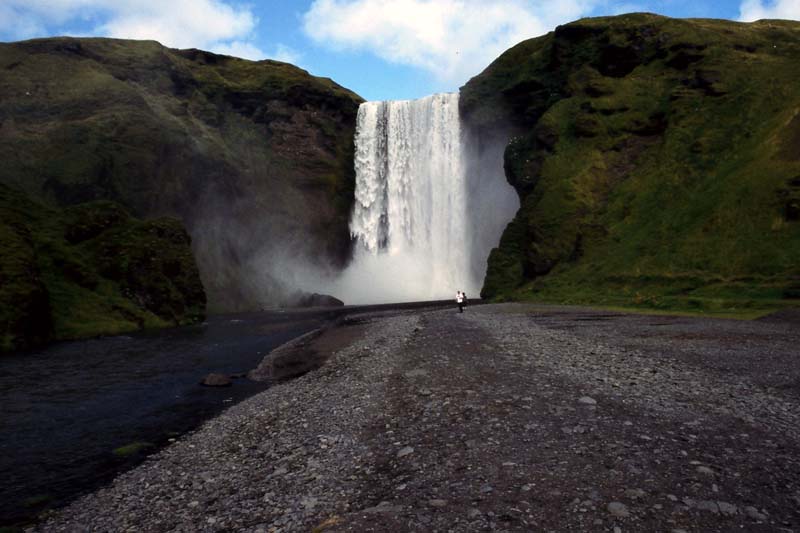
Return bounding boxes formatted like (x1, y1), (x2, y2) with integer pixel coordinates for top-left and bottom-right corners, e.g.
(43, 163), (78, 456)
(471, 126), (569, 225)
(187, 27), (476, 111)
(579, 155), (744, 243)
(293, 292), (345, 308)
(200, 373), (232, 387)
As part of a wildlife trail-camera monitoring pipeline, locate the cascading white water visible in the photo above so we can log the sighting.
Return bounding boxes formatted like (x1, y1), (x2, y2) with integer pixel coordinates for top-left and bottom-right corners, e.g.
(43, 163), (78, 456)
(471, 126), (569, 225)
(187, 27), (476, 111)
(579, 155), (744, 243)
(328, 92), (518, 304)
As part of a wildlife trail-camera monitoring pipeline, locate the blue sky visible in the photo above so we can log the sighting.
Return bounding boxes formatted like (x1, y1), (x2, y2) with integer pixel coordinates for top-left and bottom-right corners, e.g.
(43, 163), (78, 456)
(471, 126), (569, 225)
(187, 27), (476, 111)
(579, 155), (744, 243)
(1, 0), (798, 101)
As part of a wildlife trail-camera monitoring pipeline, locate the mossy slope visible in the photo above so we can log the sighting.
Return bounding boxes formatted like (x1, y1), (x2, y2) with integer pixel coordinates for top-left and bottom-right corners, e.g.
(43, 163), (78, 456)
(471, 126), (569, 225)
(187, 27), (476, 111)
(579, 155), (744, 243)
(0, 38), (363, 312)
(0, 183), (204, 353)
(462, 13), (800, 313)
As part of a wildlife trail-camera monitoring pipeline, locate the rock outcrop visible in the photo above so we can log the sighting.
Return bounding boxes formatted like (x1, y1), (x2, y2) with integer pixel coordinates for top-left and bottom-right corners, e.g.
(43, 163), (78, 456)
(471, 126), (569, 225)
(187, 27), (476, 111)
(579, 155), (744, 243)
(461, 14), (800, 312)
(0, 38), (362, 312)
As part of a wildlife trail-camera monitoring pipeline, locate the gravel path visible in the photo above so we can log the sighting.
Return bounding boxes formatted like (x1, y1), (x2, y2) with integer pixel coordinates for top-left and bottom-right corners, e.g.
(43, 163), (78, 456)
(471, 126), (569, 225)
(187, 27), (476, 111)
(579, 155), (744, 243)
(31, 304), (800, 532)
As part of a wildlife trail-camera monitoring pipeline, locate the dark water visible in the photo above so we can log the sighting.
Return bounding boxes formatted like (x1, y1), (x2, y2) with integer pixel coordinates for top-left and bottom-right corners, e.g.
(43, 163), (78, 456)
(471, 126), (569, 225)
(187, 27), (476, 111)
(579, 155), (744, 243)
(0, 309), (339, 527)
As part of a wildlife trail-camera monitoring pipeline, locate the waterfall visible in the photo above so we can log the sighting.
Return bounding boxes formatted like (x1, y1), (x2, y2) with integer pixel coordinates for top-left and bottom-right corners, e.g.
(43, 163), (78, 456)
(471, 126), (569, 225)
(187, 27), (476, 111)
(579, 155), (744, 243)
(329, 93), (518, 304)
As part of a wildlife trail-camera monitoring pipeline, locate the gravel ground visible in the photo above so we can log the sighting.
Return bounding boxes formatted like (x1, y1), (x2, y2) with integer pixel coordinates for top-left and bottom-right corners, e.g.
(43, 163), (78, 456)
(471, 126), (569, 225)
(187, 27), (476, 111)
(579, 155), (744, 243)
(31, 303), (800, 532)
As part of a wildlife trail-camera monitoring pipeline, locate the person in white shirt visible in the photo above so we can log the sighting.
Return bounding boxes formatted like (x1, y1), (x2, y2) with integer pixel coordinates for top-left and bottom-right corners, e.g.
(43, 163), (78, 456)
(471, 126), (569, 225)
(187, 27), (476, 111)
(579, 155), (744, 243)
(456, 290), (465, 313)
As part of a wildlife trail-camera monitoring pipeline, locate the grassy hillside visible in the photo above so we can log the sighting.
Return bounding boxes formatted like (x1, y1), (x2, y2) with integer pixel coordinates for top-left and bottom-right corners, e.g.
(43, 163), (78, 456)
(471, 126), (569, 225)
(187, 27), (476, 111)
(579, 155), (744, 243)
(462, 13), (800, 314)
(0, 38), (363, 312)
(0, 184), (204, 353)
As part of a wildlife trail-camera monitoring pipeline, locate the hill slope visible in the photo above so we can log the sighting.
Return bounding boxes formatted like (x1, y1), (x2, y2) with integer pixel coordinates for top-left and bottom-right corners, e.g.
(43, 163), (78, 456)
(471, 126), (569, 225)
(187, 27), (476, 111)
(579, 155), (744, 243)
(0, 184), (204, 352)
(461, 13), (800, 313)
(0, 38), (362, 312)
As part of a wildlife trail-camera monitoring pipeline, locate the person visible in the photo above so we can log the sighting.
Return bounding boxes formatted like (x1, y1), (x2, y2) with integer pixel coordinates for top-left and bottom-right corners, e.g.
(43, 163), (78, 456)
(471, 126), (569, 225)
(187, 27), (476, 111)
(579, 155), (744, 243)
(456, 290), (464, 313)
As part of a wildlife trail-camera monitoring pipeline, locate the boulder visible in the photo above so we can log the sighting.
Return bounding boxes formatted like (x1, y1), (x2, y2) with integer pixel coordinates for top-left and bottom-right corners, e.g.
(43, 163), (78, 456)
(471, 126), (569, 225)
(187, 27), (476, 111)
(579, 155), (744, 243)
(294, 292), (345, 308)
(200, 373), (232, 387)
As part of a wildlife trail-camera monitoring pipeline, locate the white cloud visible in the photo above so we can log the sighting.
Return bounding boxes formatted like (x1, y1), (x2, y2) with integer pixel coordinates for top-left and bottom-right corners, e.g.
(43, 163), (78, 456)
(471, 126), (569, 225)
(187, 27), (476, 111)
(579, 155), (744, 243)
(302, 0), (601, 86)
(0, 0), (262, 58)
(270, 44), (303, 64)
(739, 0), (800, 21)
(212, 40), (266, 60)
(211, 42), (303, 64)
(608, 3), (647, 15)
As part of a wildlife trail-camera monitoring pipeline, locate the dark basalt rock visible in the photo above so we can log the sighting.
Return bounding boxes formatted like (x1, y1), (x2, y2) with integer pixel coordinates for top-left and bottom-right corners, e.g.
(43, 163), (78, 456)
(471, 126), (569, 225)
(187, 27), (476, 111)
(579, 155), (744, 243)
(786, 199), (800, 221)
(64, 201), (131, 244)
(684, 69), (727, 96)
(293, 293), (345, 308)
(200, 373), (232, 387)
(623, 111), (667, 136)
(597, 44), (643, 77)
(574, 113), (602, 137)
(666, 43), (707, 69)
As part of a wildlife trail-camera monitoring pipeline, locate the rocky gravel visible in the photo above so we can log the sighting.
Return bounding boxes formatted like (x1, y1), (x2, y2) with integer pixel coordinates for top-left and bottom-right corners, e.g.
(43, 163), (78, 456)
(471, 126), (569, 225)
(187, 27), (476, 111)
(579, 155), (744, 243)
(31, 304), (800, 532)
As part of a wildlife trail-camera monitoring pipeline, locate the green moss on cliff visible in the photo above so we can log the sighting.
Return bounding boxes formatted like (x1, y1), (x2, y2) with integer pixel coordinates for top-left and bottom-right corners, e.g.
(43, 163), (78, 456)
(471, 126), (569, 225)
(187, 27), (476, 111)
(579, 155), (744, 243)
(0, 38), (363, 312)
(463, 14), (800, 313)
(0, 184), (205, 353)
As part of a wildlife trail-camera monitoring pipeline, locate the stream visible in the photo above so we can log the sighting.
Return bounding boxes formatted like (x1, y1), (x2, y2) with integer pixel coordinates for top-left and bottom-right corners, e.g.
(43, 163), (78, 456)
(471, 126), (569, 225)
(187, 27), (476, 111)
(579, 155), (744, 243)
(0, 308), (338, 527)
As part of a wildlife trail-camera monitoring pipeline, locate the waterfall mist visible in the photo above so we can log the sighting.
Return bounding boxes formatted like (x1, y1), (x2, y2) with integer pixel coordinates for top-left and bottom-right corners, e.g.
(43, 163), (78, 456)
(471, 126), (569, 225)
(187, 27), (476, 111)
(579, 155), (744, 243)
(323, 93), (518, 304)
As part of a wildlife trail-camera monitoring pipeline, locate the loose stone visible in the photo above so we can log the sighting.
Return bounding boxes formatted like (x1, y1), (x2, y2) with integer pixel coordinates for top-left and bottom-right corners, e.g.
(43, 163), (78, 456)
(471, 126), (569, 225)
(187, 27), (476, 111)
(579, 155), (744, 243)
(745, 506), (767, 520)
(397, 446), (414, 458)
(607, 501), (630, 518)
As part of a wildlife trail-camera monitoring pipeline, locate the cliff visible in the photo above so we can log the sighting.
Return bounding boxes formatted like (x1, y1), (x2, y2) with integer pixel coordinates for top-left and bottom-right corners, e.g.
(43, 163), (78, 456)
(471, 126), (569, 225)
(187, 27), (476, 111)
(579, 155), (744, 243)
(0, 37), (362, 313)
(461, 13), (800, 312)
(0, 183), (204, 352)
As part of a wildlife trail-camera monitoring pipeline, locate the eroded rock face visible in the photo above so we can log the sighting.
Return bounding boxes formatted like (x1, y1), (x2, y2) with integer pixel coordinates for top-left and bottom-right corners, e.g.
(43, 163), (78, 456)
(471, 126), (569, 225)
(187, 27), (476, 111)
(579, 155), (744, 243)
(0, 38), (363, 312)
(461, 14), (800, 305)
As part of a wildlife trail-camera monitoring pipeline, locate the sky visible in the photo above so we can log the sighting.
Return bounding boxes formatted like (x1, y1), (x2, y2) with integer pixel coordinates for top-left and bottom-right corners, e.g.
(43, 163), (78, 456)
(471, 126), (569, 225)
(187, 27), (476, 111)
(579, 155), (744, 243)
(1, 0), (799, 101)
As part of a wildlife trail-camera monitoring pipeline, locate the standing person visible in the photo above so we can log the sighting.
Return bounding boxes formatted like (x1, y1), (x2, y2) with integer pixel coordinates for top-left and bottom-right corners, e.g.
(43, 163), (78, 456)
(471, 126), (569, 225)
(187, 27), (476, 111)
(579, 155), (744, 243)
(456, 290), (464, 313)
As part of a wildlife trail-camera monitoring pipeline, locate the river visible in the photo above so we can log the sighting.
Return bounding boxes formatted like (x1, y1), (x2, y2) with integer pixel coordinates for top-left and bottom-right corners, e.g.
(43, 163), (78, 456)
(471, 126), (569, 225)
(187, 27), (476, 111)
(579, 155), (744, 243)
(0, 308), (339, 527)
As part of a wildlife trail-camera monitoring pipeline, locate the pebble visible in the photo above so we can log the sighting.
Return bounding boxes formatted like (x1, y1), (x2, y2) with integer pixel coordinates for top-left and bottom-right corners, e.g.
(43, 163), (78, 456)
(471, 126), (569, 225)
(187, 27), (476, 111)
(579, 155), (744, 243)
(578, 396), (597, 405)
(625, 488), (646, 500)
(607, 501), (630, 518)
(429, 499), (447, 508)
(695, 500), (719, 513)
(397, 446), (415, 458)
(745, 506), (767, 520)
(717, 501), (738, 516)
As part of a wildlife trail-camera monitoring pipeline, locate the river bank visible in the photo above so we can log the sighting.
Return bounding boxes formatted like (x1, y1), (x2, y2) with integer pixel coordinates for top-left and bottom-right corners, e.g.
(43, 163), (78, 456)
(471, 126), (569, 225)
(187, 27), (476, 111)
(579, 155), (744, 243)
(1, 309), (335, 528)
(30, 303), (800, 532)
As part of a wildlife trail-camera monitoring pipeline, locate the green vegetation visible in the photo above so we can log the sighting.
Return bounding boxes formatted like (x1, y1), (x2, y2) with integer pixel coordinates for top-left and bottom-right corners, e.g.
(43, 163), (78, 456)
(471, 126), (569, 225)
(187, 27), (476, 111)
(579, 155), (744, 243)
(21, 495), (52, 509)
(0, 184), (204, 353)
(462, 14), (800, 314)
(0, 38), (363, 312)
(112, 441), (154, 457)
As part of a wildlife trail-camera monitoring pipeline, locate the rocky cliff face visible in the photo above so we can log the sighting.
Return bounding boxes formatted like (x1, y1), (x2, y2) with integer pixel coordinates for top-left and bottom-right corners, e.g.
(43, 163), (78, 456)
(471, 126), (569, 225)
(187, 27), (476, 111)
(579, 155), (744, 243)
(461, 13), (800, 312)
(0, 184), (204, 352)
(0, 38), (362, 313)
